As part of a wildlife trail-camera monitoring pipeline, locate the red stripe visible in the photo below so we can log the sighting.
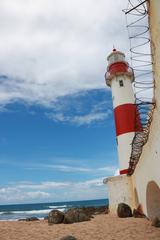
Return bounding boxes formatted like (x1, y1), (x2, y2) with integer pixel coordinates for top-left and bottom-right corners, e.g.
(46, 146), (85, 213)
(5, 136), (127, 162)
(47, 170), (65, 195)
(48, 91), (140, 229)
(120, 169), (128, 175)
(114, 104), (142, 136)
(109, 62), (128, 75)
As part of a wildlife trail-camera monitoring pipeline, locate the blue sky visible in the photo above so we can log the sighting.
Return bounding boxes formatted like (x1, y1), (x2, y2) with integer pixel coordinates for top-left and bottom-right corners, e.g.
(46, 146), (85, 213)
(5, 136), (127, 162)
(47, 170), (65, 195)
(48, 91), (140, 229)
(0, 89), (118, 204)
(0, 0), (129, 204)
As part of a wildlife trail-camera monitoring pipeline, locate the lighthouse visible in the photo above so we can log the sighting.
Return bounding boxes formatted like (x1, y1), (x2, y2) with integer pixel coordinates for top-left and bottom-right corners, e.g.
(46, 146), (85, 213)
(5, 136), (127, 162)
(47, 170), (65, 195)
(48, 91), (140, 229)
(105, 49), (141, 175)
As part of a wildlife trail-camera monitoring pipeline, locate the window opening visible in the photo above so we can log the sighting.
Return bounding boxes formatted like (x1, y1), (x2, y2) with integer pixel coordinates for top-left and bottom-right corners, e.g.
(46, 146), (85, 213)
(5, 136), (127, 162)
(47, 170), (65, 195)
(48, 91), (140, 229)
(119, 80), (124, 87)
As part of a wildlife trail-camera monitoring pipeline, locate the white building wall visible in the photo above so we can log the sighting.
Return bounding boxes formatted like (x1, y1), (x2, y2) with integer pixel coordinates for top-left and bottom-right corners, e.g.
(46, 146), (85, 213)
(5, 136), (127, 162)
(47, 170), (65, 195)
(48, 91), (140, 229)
(104, 175), (135, 215)
(132, 0), (160, 219)
(111, 75), (135, 108)
(118, 132), (135, 170)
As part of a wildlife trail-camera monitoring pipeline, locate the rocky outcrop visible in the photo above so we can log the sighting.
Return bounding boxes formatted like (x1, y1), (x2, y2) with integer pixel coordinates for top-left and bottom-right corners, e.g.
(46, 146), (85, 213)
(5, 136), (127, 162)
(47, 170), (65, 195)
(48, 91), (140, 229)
(151, 217), (160, 228)
(48, 210), (64, 224)
(18, 217), (39, 221)
(60, 235), (77, 240)
(47, 205), (108, 225)
(117, 203), (132, 218)
(26, 217), (39, 221)
(63, 208), (90, 224)
(44, 216), (48, 220)
(79, 206), (108, 216)
(133, 205), (146, 218)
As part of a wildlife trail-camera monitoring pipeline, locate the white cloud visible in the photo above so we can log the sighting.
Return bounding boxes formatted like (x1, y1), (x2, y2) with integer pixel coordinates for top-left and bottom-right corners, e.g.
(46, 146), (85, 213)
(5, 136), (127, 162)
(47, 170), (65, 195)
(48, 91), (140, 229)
(44, 95), (112, 125)
(98, 166), (117, 172)
(0, 0), (129, 108)
(81, 178), (104, 187)
(0, 187), (50, 203)
(11, 179), (105, 191)
(22, 191), (50, 199)
(27, 164), (92, 173)
(27, 163), (117, 174)
(71, 112), (110, 125)
(49, 165), (92, 172)
(17, 181), (70, 190)
(0, 177), (108, 204)
(46, 109), (111, 125)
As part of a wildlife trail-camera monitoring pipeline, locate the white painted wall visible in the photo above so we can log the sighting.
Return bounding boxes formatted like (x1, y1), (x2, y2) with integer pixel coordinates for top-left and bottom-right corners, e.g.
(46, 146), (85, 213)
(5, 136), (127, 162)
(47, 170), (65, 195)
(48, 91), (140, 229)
(104, 175), (135, 215)
(132, 0), (160, 219)
(118, 132), (135, 170)
(111, 75), (135, 108)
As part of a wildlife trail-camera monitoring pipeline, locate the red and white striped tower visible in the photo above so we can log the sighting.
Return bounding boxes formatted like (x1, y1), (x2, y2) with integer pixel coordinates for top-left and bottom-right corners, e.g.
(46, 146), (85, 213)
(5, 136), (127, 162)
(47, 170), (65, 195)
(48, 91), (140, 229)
(105, 49), (141, 175)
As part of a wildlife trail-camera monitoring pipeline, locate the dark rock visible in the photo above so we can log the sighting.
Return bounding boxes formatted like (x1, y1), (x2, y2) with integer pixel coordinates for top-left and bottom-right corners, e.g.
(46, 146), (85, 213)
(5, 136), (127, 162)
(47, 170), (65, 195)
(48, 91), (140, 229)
(151, 217), (160, 227)
(18, 219), (26, 221)
(47, 205), (108, 225)
(63, 209), (90, 224)
(44, 216), (48, 220)
(26, 217), (39, 221)
(48, 210), (64, 224)
(117, 203), (132, 218)
(96, 206), (108, 214)
(96, 206), (109, 214)
(60, 235), (77, 240)
(83, 206), (108, 215)
(78, 207), (96, 217)
(65, 206), (108, 219)
(133, 205), (146, 218)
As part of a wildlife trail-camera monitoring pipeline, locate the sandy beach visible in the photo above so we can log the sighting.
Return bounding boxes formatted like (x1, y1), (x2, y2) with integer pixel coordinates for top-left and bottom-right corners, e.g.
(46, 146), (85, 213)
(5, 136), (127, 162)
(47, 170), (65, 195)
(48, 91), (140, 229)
(0, 214), (160, 240)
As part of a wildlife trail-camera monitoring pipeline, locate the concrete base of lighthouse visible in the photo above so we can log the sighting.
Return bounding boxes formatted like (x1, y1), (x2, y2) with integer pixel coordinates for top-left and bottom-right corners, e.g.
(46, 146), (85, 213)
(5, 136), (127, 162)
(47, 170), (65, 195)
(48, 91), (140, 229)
(104, 175), (135, 215)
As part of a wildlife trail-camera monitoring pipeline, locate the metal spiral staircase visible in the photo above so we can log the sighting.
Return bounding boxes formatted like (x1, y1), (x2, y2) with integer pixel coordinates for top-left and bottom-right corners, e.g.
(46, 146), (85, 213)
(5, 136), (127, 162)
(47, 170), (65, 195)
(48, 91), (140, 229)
(123, 0), (155, 175)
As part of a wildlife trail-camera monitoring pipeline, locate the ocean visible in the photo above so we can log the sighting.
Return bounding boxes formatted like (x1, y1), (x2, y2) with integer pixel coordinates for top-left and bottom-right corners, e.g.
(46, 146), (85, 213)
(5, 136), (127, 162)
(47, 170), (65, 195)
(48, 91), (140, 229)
(0, 199), (108, 221)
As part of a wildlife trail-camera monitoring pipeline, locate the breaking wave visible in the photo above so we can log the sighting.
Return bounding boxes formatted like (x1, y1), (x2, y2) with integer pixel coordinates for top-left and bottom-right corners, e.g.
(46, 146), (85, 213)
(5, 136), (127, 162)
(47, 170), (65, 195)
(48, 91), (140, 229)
(0, 208), (66, 216)
(48, 205), (67, 209)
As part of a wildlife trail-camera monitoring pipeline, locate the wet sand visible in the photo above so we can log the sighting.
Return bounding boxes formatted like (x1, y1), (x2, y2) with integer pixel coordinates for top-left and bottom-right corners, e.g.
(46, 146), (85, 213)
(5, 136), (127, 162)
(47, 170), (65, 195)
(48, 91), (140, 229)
(0, 214), (160, 240)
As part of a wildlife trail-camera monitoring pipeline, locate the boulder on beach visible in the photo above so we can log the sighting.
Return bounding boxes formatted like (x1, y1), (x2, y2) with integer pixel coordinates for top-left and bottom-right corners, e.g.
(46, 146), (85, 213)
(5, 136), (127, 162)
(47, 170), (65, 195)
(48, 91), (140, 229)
(48, 210), (64, 224)
(133, 205), (146, 218)
(77, 207), (96, 217)
(151, 217), (160, 228)
(26, 217), (39, 221)
(60, 235), (77, 240)
(117, 203), (132, 218)
(93, 206), (109, 215)
(18, 219), (27, 221)
(63, 208), (90, 224)
(44, 216), (48, 220)
(80, 206), (108, 216)
(47, 205), (108, 225)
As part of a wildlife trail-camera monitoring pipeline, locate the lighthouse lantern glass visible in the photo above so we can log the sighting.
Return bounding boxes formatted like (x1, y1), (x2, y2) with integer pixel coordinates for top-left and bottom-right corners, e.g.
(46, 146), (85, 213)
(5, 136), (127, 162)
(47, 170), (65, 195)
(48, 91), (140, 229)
(108, 53), (125, 65)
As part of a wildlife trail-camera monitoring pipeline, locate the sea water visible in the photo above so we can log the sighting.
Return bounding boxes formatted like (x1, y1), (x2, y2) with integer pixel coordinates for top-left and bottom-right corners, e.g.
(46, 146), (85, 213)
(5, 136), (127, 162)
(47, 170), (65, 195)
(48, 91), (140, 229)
(0, 199), (108, 221)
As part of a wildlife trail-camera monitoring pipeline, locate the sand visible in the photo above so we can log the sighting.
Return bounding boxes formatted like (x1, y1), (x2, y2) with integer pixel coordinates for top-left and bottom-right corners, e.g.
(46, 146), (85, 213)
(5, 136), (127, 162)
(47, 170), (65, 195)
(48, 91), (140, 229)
(0, 214), (160, 240)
